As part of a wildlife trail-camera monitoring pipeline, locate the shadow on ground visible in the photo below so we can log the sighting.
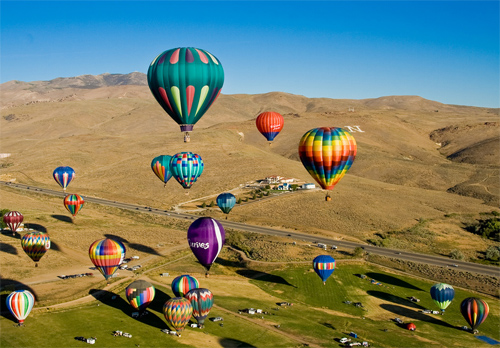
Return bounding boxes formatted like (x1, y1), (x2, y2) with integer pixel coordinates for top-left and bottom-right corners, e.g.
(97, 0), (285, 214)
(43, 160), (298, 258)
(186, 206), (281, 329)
(365, 272), (423, 291)
(367, 290), (426, 310)
(380, 304), (456, 329)
(236, 270), (296, 287)
(51, 215), (73, 223)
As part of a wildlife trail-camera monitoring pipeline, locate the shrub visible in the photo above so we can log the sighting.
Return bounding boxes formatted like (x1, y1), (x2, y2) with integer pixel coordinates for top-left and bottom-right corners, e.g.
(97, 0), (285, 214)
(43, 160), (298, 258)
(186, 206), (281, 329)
(201, 202), (206, 208)
(485, 246), (500, 261)
(450, 249), (465, 260)
(209, 201), (215, 207)
(237, 198), (242, 204)
(466, 217), (500, 241)
(0, 209), (9, 229)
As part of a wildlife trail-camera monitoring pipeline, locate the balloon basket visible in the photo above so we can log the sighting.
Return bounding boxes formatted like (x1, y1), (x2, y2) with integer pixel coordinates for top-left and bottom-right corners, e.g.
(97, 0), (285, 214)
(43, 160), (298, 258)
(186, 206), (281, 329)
(325, 194), (331, 201)
(35, 263), (38, 268)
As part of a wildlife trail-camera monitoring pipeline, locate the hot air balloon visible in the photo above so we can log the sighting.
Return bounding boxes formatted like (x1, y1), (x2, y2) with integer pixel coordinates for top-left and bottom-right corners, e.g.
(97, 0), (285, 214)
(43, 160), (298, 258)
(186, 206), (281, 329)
(406, 323), (416, 331)
(313, 255), (336, 285)
(151, 155), (173, 187)
(53, 166), (75, 191)
(21, 231), (50, 267)
(170, 152), (204, 189)
(64, 194), (85, 217)
(6, 290), (35, 325)
(163, 297), (193, 336)
(171, 275), (200, 298)
(461, 297), (489, 332)
(430, 283), (455, 313)
(126, 280), (155, 313)
(89, 238), (126, 282)
(147, 47), (224, 142)
(298, 127), (357, 200)
(3, 211), (23, 235)
(256, 111), (284, 143)
(216, 193), (236, 216)
(187, 217), (225, 275)
(185, 288), (213, 328)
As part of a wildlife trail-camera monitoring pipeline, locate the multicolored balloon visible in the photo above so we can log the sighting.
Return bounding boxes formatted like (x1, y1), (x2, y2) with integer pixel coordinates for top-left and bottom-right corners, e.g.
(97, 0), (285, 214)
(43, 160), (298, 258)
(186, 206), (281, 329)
(460, 297), (489, 331)
(126, 280), (155, 313)
(187, 217), (225, 274)
(185, 288), (213, 327)
(256, 111), (284, 143)
(53, 166), (75, 191)
(147, 47), (224, 140)
(163, 297), (193, 335)
(21, 231), (50, 266)
(6, 290), (35, 325)
(151, 155), (173, 187)
(64, 194), (85, 217)
(170, 152), (204, 189)
(430, 283), (455, 312)
(171, 275), (200, 298)
(298, 127), (357, 199)
(3, 211), (23, 234)
(216, 193), (236, 215)
(313, 255), (336, 284)
(88, 238), (126, 281)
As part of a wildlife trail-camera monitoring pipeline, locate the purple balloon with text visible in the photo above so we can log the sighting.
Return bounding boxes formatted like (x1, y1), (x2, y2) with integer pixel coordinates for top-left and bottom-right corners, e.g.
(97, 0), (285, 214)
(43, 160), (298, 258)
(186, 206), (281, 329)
(187, 217), (225, 274)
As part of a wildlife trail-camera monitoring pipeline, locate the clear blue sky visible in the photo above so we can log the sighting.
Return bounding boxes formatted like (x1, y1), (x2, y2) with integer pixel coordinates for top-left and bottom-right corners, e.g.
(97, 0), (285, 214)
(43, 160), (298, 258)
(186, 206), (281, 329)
(1, 1), (499, 107)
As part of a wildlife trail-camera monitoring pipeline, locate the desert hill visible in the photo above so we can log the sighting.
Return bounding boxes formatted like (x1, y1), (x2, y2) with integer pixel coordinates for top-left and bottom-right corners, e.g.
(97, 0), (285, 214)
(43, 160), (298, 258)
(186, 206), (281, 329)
(1, 74), (499, 247)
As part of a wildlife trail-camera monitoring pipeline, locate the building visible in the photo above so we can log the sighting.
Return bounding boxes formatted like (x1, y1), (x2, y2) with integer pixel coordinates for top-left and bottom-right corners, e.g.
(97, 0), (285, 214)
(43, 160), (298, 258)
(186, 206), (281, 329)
(302, 183), (315, 189)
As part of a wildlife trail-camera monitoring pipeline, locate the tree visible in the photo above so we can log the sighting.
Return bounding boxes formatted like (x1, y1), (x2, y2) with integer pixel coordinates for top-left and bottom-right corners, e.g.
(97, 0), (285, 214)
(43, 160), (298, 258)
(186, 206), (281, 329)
(209, 201), (215, 207)
(0, 209), (9, 229)
(353, 247), (365, 258)
(237, 198), (242, 204)
(201, 202), (206, 208)
(450, 249), (465, 260)
(265, 185), (271, 190)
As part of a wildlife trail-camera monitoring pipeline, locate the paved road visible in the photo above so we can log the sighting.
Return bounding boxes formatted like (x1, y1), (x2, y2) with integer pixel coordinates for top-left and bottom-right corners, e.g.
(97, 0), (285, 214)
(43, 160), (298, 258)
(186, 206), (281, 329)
(2, 181), (499, 278)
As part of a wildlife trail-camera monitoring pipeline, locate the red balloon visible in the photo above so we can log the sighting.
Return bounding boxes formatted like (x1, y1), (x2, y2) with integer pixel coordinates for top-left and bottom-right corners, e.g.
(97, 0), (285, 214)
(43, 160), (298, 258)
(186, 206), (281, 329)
(256, 112), (284, 142)
(3, 211), (23, 233)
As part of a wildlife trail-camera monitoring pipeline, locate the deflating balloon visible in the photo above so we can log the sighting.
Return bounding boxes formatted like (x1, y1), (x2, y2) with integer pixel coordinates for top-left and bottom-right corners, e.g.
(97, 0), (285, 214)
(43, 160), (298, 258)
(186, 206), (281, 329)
(163, 297), (193, 335)
(64, 194), (85, 217)
(430, 283), (455, 312)
(126, 280), (155, 313)
(187, 217), (225, 273)
(313, 255), (336, 284)
(256, 111), (284, 142)
(298, 127), (356, 199)
(151, 155), (173, 187)
(171, 274), (200, 298)
(461, 297), (489, 331)
(216, 193), (236, 214)
(6, 290), (35, 325)
(147, 47), (224, 139)
(185, 288), (213, 327)
(53, 166), (75, 191)
(21, 231), (50, 266)
(88, 238), (126, 281)
(170, 152), (204, 189)
(3, 211), (23, 234)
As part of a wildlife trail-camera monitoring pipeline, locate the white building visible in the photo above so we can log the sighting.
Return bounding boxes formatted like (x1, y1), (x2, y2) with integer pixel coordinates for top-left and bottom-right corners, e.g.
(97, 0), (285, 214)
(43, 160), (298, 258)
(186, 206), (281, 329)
(302, 183), (315, 189)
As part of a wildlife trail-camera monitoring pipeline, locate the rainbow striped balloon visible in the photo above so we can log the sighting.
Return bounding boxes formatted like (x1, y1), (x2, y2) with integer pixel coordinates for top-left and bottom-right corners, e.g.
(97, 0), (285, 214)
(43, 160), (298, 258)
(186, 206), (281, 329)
(126, 280), (155, 312)
(88, 238), (126, 281)
(163, 297), (193, 334)
(21, 231), (51, 264)
(64, 194), (85, 217)
(53, 166), (75, 191)
(6, 290), (35, 325)
(171, 274), (199, 297)
(461, 297), (489, 331)
(313, 255), (336, 284)
(185, 288), (213, 327)
(298, 127), (357, 193)
(170, 152), (204, 189)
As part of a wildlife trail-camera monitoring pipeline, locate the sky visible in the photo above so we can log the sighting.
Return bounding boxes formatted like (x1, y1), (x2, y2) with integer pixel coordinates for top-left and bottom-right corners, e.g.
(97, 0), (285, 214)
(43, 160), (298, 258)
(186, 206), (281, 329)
(1, 1), (499, 107)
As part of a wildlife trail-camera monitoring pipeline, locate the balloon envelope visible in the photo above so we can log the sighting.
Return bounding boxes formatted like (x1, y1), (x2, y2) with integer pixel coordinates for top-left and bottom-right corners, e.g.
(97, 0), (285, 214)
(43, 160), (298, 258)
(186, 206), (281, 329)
(53, 166), (75, 191)
(170, 152), (204, 189)
(185, 288), (213, 327)
(163, 297), (193, 333)
(3, 211), (23, 232)
(6, 290), (35, 324)
(430, 283), (455, 312)
(216, 193), (236, 214)
(313, 255), (336, 283)
(64, 194), (85, 217)
(151, 155), (173, 186)
(126, 280), (155, 312)
(147, 47), (224, 133)
(256, 111), (284, 142)
(187, 217), (225, 271)
(298, 127), (357, 191)
(460, 297), (489, 330)
(171, 274), (200, 298)
(88, 238), (126, 281)
(21, 231), (50, 263)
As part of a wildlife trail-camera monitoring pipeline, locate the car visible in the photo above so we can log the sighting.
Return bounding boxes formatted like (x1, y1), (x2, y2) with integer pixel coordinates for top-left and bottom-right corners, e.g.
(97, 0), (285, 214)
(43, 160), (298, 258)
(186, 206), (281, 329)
(287, 234), (292, 236)
(211, 317), (224, 322)
(453, 264), (459, 267)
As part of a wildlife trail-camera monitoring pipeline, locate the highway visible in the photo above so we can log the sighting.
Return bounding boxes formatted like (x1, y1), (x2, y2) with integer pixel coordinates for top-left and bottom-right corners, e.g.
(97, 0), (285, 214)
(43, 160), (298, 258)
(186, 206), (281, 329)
(2, 181), (499, 278)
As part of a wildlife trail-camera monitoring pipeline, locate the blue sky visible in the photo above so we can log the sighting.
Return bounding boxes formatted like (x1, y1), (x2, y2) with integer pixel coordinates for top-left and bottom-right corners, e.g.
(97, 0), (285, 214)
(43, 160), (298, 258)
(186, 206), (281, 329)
(1, 1), (499, 107)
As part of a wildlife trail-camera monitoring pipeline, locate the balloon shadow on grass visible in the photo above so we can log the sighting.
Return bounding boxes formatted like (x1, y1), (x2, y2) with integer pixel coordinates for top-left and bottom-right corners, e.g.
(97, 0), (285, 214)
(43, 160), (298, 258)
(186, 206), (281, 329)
(0, 278), (38, 323)
(103, 234), (129, 244)
(380, 304), (456, 329)
(51, 215), (73, 223)
(365, 273), (423, 291)
(236, 270), (296, 287)
(0, 230), (20, 239)
(215, 257), (246, 268)
(0, 242), (18, 255)
(367, 290), (426, 310)
(102, 234), (161, 256)
(24, 223), (47, 233)
(219, 338), (257, 348)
